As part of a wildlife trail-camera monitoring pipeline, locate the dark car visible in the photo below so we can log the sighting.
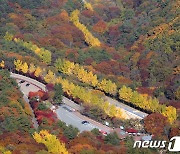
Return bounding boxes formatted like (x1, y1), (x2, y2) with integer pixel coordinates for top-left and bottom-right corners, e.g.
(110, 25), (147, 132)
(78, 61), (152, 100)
(26, 83), (30, 87)
(19, 80), (25, 84)
(81, 121), (90, 125)
(62, 106), (72, 112)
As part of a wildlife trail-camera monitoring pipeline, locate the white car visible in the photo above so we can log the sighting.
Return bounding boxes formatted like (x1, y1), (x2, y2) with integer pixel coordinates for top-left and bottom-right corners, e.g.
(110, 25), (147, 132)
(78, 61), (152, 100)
(120, 126), (124, 130)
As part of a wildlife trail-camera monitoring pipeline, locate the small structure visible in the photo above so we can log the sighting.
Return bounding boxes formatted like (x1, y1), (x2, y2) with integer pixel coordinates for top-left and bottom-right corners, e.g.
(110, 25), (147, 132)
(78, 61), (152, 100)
(50, 105), (56, 112)
(142, 135), (152, 141)
(105, 121), (109, 126)
(126, 128), (138, 134)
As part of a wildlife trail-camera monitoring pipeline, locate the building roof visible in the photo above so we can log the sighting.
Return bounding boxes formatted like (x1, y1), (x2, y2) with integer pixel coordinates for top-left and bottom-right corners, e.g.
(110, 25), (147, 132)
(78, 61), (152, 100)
(126, 128), (138, 133)
(142, 135), (152, 141)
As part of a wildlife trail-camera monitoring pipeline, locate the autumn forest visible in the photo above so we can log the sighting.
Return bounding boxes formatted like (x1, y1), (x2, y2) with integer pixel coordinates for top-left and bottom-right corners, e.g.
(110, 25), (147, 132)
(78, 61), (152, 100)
(0, 0), (179, 153)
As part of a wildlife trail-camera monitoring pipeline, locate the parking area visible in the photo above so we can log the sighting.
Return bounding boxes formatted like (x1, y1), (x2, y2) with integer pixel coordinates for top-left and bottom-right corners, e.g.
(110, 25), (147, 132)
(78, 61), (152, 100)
(16, 79), (41, 97)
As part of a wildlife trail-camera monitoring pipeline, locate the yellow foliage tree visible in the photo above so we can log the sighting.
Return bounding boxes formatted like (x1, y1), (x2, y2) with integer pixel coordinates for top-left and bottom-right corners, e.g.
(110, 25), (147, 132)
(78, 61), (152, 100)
(55, 59), (118, 95)
(13, 60), (128, 120)
(44, 70), (56, 84)
(121, 86), (177, 123)
(55, 59), (75, 75)
(149, 98), (159, 112)
(116, 108), (128, 119)
(21, 62), (28, 74)
(34, 66), (42, 77)
(0, 146), (11, 154)
(39, 49), (52, 64)
(84, 2), (94, 11)
(58, 73), (127, 118)
(119, 85), (133, 102)
(29, 63), (36, 73)
(76, 67), (87, 82)
(13, 36), (51, 64)
(108, 104), (117, 117)
(98, 79), (117, 95)
(4, 32), (13, 41)
(162, 106), (177, 124)
(87, 71), (98, 86)
(70, 10), (101, 47)
(14, 59), (23, 71)
(33, 130), (68, 154)
(12, 59), (177, 123)
(56, 59), (99, 87)
(0, 60), (5, 68)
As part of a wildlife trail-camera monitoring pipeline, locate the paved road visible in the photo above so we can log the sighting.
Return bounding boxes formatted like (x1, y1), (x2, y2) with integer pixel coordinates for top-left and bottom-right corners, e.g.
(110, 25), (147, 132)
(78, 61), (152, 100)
(105, 96), (148, 119)
(16, 78), (42, 97)
(62, 96), (82, 111)
(56, 104), (112, 133)
(15, 79), (39, 129)
(11, 73), (112, 133)
(10, 73), (148, 119)
(11, 72), (150, 140)
(23, 95), (39, 129)
(11, 73), (46, 91)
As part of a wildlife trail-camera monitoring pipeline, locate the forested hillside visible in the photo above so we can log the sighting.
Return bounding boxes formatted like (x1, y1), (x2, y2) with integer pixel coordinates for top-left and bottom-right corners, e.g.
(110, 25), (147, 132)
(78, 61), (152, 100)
(1, 0), (179, 105)
(0, 0), (179, 153)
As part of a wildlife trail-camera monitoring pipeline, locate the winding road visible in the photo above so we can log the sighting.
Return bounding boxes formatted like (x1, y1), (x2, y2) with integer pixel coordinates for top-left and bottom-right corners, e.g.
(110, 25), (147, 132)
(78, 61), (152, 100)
(10, 72), (148, 132)
(11, 73), (112, 132)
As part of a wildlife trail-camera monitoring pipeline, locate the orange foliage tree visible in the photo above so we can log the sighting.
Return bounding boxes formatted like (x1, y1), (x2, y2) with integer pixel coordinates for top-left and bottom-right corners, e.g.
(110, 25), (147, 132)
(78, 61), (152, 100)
(93, 20), (108, 34)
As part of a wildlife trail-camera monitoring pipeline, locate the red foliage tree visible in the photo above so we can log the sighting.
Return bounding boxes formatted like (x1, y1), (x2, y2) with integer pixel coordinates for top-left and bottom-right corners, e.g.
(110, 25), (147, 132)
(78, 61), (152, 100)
(137, 58), (150, 69)
(41, 92), (49, 101)
(84, 57), (94, 65)
(93, 20), (107, 33)
(81, 10), (94, 18)
(144, 113), (168, 137)
(137, 87), (154, 96)
(169, 127), (180, 138)
(107, 25), (121, 46)
(46, 83), (54, 91)
(28, 90), (48, 100)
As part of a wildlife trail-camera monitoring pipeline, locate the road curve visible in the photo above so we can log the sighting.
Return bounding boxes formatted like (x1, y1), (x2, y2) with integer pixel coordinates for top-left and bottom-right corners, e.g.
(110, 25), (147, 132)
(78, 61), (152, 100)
(10, 72), (111, 132)
(10, 73), (148, 119)
(10, 73), (47, 91)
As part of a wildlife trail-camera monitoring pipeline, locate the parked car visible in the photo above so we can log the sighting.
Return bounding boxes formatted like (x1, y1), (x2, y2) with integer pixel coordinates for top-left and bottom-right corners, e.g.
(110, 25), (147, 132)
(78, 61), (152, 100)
(120, 126), (124, 130)
(62, 106), (72, 112)
(133, 133), (136, 136)
(26, 83), (30, 87)
(19, 80), (25, 84)
(105, 121), (109, 126)
(81, 121), (90, 125)
(137, 133), (141, 136)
